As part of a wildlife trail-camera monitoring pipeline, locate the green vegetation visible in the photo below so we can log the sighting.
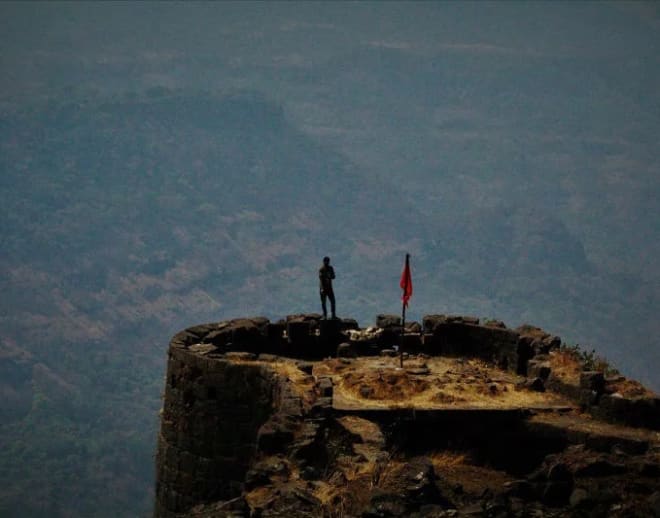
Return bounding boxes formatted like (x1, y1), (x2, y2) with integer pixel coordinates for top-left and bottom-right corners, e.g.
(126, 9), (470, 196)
(0, 347), (161, 518)
(559, 343), (619, 377)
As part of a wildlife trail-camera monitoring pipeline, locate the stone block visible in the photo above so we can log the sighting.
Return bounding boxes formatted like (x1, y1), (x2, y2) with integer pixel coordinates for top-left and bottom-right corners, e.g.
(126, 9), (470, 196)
(592, 393), (629, 426)
(206, 328), (233, 347)
(422, 314), (447, 333)
(186, 323), (220, 341)
(527, 360), (552, 380)
(405, 321), (422, 333)
(580, 371), (605, 394)
(578, 389), (599, 407)
(377, 327), (403, 348)
(516, 377), (545, 392)
(401, 333), (422, 353)
(376, 314), (402, 328)
(340, 318), (359, 330)
(286, 313), (322, 331)
(230, 320), (265, 352)
(287, 320), (311, 344)
(319, 318), (343, 350)
(421, 334), (442, 356)
(459, 316), (480, 325)
(171, 330), (200, 348)
(265, 323), (286, 353)
(546, 375), (582, 401)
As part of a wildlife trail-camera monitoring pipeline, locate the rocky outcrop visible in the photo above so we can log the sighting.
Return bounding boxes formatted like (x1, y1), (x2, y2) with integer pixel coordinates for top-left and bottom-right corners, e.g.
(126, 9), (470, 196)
(154, 314), (660, 517)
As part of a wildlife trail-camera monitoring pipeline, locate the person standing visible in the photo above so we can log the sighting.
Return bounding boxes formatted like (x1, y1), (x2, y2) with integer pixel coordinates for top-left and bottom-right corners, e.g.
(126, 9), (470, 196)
(319, 256), (336, 319)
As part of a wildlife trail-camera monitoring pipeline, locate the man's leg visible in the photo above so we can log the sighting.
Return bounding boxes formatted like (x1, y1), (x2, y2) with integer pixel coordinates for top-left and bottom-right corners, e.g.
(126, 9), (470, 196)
(328, 291), (336, 319)
(320, 292), (327, 318)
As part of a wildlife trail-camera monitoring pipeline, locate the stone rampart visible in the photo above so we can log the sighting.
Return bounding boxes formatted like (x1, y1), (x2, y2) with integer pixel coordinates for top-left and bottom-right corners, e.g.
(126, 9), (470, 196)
(154, 314), (660, 516)
(154, 345), (277, 517)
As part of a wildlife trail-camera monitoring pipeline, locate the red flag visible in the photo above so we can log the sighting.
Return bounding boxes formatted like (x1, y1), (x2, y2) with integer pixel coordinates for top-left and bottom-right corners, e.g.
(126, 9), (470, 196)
(399, 254), (412, 308)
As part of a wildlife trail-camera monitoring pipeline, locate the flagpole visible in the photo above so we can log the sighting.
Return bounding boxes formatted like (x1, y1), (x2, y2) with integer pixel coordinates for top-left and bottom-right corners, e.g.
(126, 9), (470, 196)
(400, 253), (410, 369)
(400, 295), (406, 368)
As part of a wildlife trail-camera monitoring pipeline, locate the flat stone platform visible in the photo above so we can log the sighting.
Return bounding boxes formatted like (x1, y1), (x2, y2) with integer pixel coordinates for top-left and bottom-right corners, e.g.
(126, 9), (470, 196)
(311, 356), (575, 412)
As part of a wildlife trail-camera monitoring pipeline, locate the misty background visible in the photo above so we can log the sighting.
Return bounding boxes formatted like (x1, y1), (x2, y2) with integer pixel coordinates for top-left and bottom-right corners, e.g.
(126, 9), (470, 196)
(1, 2), (659, 516)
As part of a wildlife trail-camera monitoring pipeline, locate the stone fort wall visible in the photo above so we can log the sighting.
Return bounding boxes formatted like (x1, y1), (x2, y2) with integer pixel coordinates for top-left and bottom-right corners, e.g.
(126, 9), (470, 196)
(153, 314), (659, 516)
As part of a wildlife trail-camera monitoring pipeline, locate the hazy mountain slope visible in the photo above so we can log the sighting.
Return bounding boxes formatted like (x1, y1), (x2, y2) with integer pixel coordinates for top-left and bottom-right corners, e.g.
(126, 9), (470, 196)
(1, 2), (659, 517)
(0, 91), (429, 517)
(1, 86), (658, 517)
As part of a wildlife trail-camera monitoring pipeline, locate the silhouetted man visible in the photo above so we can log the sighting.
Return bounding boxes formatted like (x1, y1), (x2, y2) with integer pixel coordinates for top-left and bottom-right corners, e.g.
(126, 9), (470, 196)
(319, 256), (336, 319)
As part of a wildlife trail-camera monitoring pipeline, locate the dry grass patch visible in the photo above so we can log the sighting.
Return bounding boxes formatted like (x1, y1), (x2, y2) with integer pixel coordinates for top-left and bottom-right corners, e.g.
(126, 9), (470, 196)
(342, 369), (431, 401)
(548, 349), (582, 383)
(329, 356), (572, 410)
(608, 377), (655, 398)
(430, 451), (514, 495)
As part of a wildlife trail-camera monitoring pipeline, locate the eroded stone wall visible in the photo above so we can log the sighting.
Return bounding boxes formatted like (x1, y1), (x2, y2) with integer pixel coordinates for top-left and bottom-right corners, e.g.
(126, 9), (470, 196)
(154, 346), (277, 517)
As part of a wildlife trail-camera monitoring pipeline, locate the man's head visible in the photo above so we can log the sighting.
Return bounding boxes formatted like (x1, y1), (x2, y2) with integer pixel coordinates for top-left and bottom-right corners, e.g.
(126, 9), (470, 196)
(323, 256), (330, 265)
